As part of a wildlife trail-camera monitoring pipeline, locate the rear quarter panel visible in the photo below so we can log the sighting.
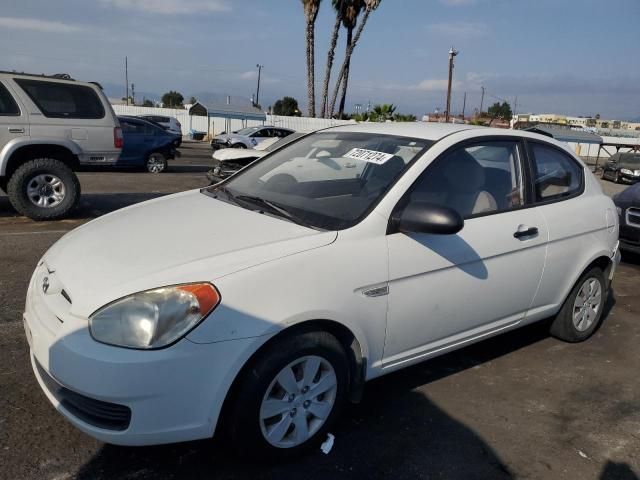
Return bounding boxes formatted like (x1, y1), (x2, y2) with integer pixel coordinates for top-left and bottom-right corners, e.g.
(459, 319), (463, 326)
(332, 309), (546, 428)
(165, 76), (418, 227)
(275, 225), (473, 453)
(526, 170), (618, 320)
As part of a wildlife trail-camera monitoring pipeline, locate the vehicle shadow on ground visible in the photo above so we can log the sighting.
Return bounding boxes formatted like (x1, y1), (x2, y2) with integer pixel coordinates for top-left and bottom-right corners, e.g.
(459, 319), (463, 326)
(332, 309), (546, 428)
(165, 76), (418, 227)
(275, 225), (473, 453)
(74, 321), (576, 480)
(0, 193), (169, 220)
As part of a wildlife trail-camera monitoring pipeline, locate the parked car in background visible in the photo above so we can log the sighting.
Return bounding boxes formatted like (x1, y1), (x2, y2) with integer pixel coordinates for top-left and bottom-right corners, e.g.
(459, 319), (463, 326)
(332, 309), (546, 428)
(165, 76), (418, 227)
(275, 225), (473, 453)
(601, 152), (640, 184)
(210, 126), (294, 150)
(0, 71), (121, 220)
(614, 182), (640, 254)
(138, 115), (182, 147)
(25, 123), (619, 458)
(118, 116), (178, 173)
(207, 132), (305, 183)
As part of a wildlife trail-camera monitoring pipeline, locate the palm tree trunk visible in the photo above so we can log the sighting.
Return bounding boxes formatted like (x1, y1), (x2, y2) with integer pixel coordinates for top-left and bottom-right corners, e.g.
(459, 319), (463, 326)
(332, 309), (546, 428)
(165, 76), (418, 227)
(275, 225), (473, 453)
(329, 8), (371, 118)
(306, 21), (317, 117)
(337, 28), (353, 118)
(320, 14), (342, 119)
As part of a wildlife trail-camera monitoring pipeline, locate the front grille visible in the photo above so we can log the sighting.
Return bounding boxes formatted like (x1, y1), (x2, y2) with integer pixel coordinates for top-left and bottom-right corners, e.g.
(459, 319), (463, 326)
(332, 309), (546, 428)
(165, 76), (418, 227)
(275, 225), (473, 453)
(35, 359), (131, 431)
(627, 208), (640, 228)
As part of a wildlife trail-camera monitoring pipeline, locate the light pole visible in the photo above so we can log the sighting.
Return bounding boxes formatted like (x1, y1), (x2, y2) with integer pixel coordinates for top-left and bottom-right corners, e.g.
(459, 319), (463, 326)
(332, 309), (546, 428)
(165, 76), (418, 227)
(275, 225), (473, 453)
(445, 47), (458, 123)
(479, 86), (485, 116)
(255, 64), (264, 107)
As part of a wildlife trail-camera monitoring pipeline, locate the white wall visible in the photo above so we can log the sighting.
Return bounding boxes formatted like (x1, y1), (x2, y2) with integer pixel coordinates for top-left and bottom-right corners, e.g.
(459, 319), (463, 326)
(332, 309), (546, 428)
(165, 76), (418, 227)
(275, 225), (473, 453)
(112, 105), (355, 136)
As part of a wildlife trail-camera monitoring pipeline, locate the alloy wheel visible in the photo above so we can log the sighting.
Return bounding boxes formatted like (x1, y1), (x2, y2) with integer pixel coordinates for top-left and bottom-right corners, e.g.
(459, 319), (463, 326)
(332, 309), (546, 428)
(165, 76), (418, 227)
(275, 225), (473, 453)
(147, 154), (166, 173)
(572, 277), (603, 332)
(259, 355), (337, 448)
(26, 174), (66, 208)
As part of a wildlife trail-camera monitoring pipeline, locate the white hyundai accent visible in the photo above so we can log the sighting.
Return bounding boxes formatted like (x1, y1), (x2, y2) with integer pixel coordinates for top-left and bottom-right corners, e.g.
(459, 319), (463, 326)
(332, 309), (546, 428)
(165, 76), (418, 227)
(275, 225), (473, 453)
(24, 123), (620, 458)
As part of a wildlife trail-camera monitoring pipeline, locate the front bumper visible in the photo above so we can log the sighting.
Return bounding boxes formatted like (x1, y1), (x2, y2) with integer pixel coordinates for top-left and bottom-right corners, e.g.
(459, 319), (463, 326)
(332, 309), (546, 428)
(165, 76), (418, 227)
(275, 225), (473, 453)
(23, 267), (257, 446)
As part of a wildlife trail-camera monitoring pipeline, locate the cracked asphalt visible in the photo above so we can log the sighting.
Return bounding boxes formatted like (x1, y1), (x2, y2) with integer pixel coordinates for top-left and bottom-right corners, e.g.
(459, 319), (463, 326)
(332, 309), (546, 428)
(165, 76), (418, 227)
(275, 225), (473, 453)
(1, 142), (638, 479)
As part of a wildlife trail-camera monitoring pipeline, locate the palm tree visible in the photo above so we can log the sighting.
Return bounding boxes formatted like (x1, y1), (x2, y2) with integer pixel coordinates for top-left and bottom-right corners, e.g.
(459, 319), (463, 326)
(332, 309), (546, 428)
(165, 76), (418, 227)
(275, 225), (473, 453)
(302, 0), (322, 117)
(336, 0), (362, 118)
(319, 0), (346, 118)
(329, 0), (380, 118)
(370, 104), (396, 122)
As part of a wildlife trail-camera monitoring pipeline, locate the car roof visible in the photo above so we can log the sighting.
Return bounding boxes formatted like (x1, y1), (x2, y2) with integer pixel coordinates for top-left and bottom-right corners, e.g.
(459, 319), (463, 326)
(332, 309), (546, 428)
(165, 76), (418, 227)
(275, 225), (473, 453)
(119, 115), (163, 128)
(326, 122), (482, 141)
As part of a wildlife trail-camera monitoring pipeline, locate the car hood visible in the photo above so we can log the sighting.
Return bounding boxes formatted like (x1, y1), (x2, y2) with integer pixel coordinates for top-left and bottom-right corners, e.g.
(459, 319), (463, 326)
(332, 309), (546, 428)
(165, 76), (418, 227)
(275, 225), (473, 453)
(215, 133), (249, 143)
(42, 190), (336, 317)
(614, 183), (640, 207)
(213, 148), (266, 162)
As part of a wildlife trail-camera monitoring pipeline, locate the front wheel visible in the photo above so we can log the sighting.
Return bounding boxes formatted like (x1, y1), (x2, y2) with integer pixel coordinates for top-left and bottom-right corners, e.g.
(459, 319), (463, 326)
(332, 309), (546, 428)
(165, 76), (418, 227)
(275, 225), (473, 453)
(228, 331), (348, 459)
(146, 152), (167, 173)
(550, 267), (606, 342)
(6, 158), (80, 220)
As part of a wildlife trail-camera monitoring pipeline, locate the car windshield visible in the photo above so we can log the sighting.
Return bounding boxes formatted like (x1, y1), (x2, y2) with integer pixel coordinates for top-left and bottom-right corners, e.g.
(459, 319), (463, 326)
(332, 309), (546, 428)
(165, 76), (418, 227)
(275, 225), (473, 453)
(235, 127), (262, 136)
(205, 132), (431, 230)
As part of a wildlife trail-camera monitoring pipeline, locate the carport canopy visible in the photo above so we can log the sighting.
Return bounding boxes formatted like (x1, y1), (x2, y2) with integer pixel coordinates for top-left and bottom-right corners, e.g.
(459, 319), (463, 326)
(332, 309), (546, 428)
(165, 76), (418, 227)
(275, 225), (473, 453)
(525, 125), (603, 145)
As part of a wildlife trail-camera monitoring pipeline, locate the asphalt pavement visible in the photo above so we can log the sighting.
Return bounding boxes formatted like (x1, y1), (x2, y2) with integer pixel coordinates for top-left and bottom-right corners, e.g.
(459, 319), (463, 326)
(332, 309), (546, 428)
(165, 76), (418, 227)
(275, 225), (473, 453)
(1, 141), (638, 480)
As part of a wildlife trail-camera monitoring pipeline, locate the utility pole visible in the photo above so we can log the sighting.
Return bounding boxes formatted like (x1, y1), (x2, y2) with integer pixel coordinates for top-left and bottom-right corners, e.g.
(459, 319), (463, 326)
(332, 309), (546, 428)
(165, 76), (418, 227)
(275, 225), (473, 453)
(513, 95), (518, 116)
(255, 64), (264, 107)
(445, 47), (458, 123)
(461, 91), (467, 119)
(125, 56), (129, 106)
(131, 83), (135, 105)
(479, 86), (485, 116)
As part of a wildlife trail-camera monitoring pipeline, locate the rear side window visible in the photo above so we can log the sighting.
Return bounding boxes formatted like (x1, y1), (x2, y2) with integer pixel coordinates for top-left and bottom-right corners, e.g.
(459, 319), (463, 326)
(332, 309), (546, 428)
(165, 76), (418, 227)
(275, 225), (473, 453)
(0, 82), (20, 116)
(530, 143), (583, 201)
(14, 79), (105, 119)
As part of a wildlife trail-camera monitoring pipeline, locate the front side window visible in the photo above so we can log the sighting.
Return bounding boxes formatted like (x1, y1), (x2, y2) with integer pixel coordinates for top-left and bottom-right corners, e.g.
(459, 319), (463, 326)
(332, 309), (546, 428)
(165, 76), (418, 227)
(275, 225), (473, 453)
(406, 141), (523, 219)
(530, 143), (583, 201)
(15, 79), (104, 119)
(206, 132), (431, 230)
(236, 126), (261, 136)
(0, 82), (20, 116)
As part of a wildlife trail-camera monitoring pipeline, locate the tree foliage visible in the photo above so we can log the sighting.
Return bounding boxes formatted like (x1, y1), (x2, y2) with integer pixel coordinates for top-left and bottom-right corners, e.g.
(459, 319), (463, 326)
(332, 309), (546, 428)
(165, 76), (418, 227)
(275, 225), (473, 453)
(161, 91), (184, 108)
(487, 101), (513, 122)
(141, 99), (154, 107)
(273, 96), (302, 116)
(350, 104), (415, 122)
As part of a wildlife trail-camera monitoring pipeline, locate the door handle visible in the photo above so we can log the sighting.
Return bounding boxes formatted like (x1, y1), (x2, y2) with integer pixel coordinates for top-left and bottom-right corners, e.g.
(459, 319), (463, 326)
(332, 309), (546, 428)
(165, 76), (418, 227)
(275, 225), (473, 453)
(514, 225), (539, 239)
(8, 127), (25, 134)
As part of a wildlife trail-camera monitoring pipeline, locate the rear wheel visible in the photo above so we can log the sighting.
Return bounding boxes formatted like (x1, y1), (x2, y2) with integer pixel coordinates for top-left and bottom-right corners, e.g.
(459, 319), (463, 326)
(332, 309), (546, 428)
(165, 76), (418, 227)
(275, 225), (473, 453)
(227, 331), (348, 459)
(7, 158), (80, 220)
(550, 267), (606, 342)
(146, 152), (167, 173)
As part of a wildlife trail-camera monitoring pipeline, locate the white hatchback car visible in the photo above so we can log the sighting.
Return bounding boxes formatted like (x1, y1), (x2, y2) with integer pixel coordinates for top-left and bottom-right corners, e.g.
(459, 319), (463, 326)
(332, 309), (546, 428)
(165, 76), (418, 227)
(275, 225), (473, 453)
(24, 123), (620, 458)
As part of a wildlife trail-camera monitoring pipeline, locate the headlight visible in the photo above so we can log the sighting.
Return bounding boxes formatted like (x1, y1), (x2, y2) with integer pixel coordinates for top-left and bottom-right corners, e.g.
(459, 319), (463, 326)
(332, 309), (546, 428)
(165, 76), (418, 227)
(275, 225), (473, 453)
(616, 206), (623, 216)
(620, 168), (632, 175)
(635, 170), (640, 176)
(89, 283), (220, 349)
(251, 138), (257, 146)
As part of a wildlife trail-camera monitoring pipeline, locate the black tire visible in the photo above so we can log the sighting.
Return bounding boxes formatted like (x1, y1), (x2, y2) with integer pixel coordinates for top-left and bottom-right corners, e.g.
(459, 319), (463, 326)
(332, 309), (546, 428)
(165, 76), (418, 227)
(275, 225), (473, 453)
(550, 267), (607, 343)
(614, 171), (622, 184)
(6, 158), (80, 221)
(227, 331), (349, 460)
(146, 152), (167, 173)
(231, 143), (247, 149)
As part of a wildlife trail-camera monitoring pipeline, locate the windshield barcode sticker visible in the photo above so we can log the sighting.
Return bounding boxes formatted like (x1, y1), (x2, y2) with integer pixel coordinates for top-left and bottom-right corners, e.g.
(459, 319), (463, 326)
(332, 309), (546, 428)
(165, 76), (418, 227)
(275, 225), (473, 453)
(344, 148), (394, 165)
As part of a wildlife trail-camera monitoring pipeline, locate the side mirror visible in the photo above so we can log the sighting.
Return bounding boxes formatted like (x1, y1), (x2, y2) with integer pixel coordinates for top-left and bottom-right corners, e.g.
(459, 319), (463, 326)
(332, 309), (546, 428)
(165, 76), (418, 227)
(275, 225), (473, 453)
(392, 202), (464, 235)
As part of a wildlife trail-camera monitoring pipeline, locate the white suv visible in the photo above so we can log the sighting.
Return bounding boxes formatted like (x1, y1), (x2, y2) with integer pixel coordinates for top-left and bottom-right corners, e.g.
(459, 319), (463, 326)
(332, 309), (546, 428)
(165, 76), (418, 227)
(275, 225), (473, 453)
(0, 72), (122, 220)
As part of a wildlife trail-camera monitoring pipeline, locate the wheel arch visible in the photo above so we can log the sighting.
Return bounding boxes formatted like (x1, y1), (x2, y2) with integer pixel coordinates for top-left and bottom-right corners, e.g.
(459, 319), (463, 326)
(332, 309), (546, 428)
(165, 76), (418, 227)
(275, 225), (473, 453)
(561, 253), (614, 306)
(214, 319), (367, 437)
(1, 141), (79, 177)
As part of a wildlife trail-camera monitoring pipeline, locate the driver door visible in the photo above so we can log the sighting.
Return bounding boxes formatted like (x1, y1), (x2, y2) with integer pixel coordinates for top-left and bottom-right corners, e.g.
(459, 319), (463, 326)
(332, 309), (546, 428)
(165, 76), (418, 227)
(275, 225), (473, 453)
(383, 139), (548, 368)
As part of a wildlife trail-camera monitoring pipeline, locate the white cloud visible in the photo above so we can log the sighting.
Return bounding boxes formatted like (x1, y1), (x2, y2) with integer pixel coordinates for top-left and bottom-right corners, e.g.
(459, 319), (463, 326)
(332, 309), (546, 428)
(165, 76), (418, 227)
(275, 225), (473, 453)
(100, 0), (230, 15)
(411, 79), (462, 92)
(427, 21), (489, 38)
(438, 0), (477, 6)
(0, 17), (84, 33)
(239, 70), (280, 84)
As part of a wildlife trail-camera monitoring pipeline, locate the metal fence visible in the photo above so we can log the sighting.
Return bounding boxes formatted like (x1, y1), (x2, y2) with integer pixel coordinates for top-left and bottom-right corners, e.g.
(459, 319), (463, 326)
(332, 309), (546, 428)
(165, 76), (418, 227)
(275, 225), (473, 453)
(111, 105), (355, 136)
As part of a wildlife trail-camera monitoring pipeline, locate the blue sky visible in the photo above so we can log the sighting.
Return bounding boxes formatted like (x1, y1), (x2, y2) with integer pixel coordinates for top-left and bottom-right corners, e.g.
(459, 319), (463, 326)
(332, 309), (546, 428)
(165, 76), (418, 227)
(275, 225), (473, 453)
(1, 0), (639, 119)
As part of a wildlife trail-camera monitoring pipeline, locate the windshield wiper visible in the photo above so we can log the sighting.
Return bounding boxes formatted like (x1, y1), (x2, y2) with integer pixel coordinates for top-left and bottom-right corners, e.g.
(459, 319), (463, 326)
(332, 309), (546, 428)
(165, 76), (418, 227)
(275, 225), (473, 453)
(234, 195), (316, 229)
